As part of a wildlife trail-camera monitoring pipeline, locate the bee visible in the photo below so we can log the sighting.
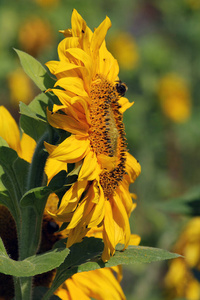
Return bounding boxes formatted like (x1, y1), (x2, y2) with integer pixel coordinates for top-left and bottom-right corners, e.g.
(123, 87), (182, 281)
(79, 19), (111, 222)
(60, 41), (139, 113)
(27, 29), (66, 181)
(116, 81), (128, 97)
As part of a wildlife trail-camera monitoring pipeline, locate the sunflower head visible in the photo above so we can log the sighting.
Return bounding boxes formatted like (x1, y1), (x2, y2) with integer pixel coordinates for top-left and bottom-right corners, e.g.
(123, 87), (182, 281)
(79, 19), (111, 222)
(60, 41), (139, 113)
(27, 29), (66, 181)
(45, 9), (141, 262)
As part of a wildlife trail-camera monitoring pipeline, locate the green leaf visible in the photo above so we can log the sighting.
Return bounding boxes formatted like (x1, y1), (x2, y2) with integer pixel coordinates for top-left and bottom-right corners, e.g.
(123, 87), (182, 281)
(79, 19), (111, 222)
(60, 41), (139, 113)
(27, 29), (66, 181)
(20, 171), (68, 214)
(157, 185), (200, 216)
(14, 48), (55, 91)
(0, 237), (7, 255)
(0, 147), (30, 198)
(78, 245), (182, 272)
(19, 92), (49, 122)
(0, 191), (20, 229)
(20, 115), (47, 142)
(42, 237), (104, 297)
(20, 186), (51, 215)
(0, 247), (69, 277)
(43, 237), (181, 297)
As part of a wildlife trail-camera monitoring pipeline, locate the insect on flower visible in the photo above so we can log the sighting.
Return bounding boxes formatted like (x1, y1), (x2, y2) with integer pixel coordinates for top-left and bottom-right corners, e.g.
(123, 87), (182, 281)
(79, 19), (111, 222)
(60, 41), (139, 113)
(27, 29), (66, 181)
(116, 81), (128, 97)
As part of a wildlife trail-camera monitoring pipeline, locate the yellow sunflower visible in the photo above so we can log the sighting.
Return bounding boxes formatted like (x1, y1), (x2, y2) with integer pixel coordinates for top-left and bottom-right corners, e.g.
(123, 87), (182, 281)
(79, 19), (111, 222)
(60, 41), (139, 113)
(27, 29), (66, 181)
(0, 106), (128, 300)
(45, 9), (141, 261)
(55, 266), (125, 300)
(165, 217), (200, 300)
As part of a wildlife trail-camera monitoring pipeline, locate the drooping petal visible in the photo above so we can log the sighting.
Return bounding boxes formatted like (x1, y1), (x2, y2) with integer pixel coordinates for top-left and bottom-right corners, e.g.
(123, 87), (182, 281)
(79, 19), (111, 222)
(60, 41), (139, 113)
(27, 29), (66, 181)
(48, 180), (88, 221)
(47, 109), (89, 136)
(102, 200), (116, 261)
(0, 106), (21, 153)
(112, 192), (131, 250)
(78, 151), (101, 181)
(45, 135), (90, 163)
(125, 152), (141, 183)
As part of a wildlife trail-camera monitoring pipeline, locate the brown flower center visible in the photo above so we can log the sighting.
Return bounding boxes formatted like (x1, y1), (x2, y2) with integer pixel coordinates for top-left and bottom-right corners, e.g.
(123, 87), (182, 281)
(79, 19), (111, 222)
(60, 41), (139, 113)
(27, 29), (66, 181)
(89, 76), (127, 197)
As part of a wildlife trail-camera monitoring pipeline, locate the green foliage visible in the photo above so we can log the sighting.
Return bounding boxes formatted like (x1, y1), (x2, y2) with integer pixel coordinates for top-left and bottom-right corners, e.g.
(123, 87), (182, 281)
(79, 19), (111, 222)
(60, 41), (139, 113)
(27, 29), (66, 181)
(157, 185), (200, 216)
(0, 246), (69, 277)
(14, 49), (55, 92)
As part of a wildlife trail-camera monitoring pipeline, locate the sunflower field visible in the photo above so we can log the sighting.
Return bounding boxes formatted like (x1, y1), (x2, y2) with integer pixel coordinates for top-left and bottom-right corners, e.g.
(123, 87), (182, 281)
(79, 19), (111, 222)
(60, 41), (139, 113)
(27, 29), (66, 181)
(0, 0), (199, 300)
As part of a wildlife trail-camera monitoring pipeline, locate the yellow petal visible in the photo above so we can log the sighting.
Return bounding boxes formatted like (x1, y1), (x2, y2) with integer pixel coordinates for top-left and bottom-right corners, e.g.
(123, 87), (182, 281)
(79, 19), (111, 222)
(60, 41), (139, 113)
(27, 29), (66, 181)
(45, 60), (59, 75)
(19, 133), (36, 162)
(112, 193), (131, 250)
(78, 151), (101, 181)
(118, 97), (134, 113)
(125, 152), (141, 183)
(45, 157), (67, 182)
(53, 61), (83, 75)
(129, 234), (141, 246)
(54, 180), (88, 217)
(57, 37), (79, 61)
(0, 106), (21, 153)
(97, 153), (117, 172)
(47, 109), (89, 135)
(55, 77), (88, 97)
(71, 9), (87, 37)
(99, 41), (119, 82)
(91, 16), (112, 58)
(45, 135), (90, 163)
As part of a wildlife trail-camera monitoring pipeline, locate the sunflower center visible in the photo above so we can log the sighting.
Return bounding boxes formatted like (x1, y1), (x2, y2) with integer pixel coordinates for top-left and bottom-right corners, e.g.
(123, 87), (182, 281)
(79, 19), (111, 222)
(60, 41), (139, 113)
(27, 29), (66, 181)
(89, 76), (127, 197)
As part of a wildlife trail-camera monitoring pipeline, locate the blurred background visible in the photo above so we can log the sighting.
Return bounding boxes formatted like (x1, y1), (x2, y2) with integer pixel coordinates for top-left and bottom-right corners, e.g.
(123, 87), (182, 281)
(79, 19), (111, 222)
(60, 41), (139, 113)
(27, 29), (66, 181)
(0, 0), (200, 299)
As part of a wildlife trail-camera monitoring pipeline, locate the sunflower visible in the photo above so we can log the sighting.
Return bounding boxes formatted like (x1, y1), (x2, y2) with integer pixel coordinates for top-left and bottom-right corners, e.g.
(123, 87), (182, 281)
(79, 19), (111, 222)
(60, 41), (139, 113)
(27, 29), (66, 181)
(45, 9), (141, 261)
(0, 106), (128, 300)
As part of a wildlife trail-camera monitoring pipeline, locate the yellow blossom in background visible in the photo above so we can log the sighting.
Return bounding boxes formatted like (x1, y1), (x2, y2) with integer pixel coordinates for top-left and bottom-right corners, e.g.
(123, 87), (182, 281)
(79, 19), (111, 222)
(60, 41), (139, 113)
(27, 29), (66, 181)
(157, 73), (191, 123)
(45, 9), (141, 261)
(165, 217), (200, 300)
(109, 31), (139, 70)
(186, 0), (200, 9)
(34, 0), (59, 8)
(7, 68), (34, 107)
(18, 17), (53, 57)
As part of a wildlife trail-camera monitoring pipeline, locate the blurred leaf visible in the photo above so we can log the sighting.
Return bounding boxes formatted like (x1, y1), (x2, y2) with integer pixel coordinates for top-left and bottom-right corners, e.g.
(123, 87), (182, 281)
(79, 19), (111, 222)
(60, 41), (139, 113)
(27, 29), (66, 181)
(14, 49), (55, 91)
(157, 186), (200, 216)
(0, 137), (9, 147)
(0, 247), (69, 277)
(33, 287), (61, 300)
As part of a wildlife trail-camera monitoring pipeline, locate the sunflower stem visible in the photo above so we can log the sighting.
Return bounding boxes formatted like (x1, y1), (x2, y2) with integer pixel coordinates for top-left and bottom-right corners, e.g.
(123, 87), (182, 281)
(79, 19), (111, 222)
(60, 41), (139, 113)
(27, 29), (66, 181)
(13, 277), (22, 300)
(26, 130), (50, 191)
(18, 128), (53, 299)
(20, 277), (33, 300)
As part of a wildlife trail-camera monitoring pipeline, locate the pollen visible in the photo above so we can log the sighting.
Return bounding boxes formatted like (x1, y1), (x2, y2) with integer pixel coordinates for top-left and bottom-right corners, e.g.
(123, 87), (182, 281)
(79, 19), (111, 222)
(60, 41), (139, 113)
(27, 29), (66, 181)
(89, 76), (127, 197)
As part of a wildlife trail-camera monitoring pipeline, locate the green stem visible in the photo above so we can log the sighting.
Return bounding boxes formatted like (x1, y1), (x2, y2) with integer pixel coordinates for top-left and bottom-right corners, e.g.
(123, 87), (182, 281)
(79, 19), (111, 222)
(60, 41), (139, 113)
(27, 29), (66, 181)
(19, 130), (50, 260)
(13, 277), (22, 300)
(26, 131), (50, 191)
(18, 129), (53, 299)
(20, 277), (33, 300)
